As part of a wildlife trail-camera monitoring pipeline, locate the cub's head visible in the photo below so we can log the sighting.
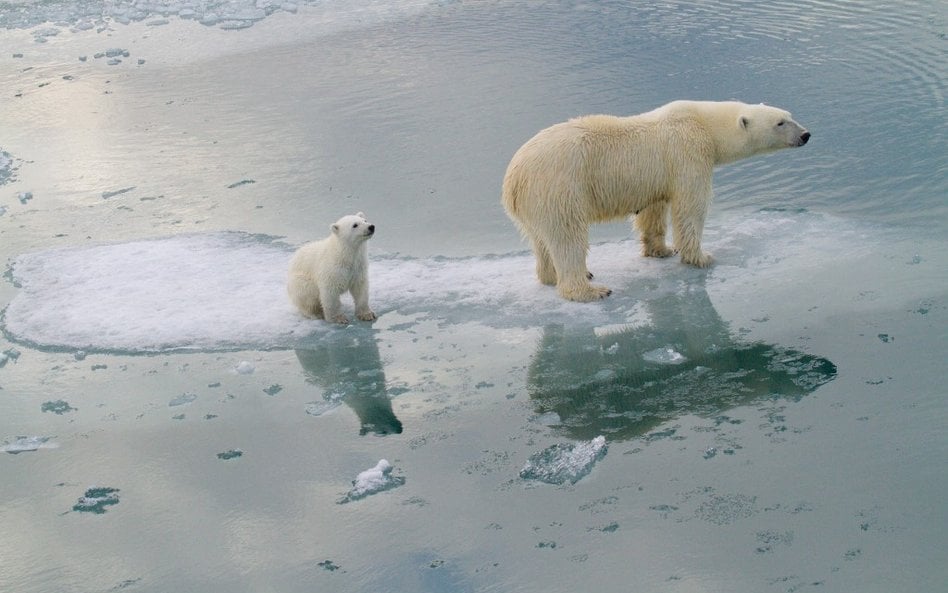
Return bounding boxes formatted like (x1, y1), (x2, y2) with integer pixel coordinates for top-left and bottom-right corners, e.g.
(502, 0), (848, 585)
(331, 212), (375, 244)
(738, 103), (810, 155)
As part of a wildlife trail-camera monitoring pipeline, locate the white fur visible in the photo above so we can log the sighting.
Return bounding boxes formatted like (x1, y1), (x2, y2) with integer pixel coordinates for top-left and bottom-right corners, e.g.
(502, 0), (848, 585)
(501, 100), (810, 301)
(287, 212), (376, 324)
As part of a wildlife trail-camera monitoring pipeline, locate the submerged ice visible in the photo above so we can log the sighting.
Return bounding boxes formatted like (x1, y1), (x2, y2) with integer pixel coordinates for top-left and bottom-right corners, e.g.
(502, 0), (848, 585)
(520, 436), (607, 485)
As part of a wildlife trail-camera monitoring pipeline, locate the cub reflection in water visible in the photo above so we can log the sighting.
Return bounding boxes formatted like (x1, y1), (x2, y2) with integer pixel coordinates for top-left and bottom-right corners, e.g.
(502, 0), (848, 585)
(295, 332), (402, 436)
(528, 286), (836, 441)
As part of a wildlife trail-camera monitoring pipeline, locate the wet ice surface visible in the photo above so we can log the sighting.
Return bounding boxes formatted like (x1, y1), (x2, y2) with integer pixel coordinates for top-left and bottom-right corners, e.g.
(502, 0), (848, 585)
(520, 436), (607, 485)
(1, 1), (947, 592)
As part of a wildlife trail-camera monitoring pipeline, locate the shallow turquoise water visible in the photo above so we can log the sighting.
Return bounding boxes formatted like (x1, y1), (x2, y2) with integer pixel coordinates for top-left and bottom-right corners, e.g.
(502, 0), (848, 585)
(1, 1), (946, 592)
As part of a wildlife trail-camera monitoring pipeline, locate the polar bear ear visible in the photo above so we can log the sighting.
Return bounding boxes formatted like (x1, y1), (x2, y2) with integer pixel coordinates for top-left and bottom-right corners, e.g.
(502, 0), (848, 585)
(356, 211), (365, 218)
(331, 223), (340, 234)
(739, 116), (750, 129)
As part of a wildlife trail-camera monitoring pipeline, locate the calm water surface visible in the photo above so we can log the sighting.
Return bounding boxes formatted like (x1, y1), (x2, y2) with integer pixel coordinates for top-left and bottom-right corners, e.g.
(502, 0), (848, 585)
(1, 1), (945, 592)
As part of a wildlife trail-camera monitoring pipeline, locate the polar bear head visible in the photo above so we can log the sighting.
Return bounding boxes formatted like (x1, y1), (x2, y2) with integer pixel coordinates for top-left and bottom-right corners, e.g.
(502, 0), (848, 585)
(331, 212), (375, 245)
(734, 103), (810, 159)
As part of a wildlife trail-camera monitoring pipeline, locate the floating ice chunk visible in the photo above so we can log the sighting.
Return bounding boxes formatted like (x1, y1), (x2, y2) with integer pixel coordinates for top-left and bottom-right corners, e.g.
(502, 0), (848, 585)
(169, 392), (197, 407)
(3, 436), (57, 454)
(73, 486), (120, 513)
(18, 191), (33, 204)
(103, 48), (128, 58)
(642, 346), (687, 365)
(234, 361), (255, 375)
(520, 436), (607, 485)
(338, 459), (405, 504)
(305, 400), (342, 417)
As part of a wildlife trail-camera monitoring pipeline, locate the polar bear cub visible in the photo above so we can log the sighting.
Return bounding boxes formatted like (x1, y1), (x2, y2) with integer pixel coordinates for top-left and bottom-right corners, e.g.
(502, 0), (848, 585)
(288, 212), (376, 324)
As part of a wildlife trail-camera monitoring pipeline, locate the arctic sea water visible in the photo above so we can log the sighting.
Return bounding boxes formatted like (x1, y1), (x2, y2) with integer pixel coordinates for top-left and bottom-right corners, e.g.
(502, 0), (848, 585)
(1, 1), (945, 592)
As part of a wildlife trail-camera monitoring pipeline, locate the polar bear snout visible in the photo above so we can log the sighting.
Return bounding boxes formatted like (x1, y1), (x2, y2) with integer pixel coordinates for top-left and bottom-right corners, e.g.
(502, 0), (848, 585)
(797, 131), (811, 146)
(366, 224), (375, 236)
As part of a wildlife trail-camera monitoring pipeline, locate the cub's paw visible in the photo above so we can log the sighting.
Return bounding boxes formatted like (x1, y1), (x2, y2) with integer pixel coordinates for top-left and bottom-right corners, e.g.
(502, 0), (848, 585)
(330, 314), (350, 325)
(357, 310), (377, 322)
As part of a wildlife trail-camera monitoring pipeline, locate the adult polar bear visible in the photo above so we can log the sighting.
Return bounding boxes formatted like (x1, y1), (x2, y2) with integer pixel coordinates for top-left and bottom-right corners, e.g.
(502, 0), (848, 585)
(502, 100), (810, 301)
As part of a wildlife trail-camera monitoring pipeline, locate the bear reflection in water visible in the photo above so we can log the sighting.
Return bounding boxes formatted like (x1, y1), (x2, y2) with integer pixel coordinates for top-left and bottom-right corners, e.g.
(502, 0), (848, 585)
(295, 332), (402, 436)
(528, 286), (836, 441)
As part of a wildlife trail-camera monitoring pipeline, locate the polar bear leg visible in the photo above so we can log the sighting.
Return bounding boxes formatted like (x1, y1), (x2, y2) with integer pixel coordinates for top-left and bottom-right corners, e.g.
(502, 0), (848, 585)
(320, 286), (348, 324)
(528, 234), (558, 286)
(634, 201), (675, 258)
(542, 227), (611, 301)
(672, 184), (714, 268)
(350, 279), (376, 322)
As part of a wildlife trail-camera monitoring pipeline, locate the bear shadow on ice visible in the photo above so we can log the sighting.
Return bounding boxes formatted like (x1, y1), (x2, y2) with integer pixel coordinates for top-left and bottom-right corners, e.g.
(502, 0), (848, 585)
(295, 331), (402, 436)
(527, 284), (836, 441)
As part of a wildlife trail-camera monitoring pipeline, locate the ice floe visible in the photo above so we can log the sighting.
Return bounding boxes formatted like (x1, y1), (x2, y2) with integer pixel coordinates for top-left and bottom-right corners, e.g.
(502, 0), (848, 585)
(1, 211), (874, 353)
(520, 436), (607, 485)
(3, 436), (58, 454)
(338, 459), (405, 503)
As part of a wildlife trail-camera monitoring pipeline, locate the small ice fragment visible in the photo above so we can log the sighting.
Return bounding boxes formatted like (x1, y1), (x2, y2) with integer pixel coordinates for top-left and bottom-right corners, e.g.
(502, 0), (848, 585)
(703, 446), (717, 459)
(642, 347), (687, 365)
(13, 53), (24, 58)
(227, 179), (255, 188)
(305, 400), (341, 417)
(0, 206), (7, 216)
(338, 459), (405, 504)
(520, 436), (607, 484)
(3, 436), (55, 454)
(41, 400), (76, 414)
(18, 191), (33, 204)
(73, 486), (120, 513)
(137, 59), (146, 65)
(107, 59), (121, 66)
(104, 48), (126, 58)
(533, 411), (561, 426)
(169, 393), (197, 407)
(217, 449), (243, 460)
(263, 384), (282, 396)
(235, 361), (255, 374)
(79, 55), (87, 61)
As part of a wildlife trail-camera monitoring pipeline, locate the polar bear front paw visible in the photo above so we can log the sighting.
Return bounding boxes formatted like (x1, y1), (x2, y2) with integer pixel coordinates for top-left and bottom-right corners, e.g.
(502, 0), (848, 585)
(330, 314), (350, 324)
(681, 251), (714, 268)
(357, 310), (377, 322)
(559, 282), (612, 302)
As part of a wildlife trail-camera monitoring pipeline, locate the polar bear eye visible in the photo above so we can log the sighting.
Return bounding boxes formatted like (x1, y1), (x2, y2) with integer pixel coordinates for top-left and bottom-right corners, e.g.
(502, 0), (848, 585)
(777, 120), (785, 127)
(352, 223), (359, 228)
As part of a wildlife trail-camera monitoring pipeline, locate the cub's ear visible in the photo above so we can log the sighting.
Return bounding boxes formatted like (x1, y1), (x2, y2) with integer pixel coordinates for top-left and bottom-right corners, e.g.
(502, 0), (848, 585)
(331, 223), (340, 234)
(356, 211), (365, 218)
(739, 116), (749, 129)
